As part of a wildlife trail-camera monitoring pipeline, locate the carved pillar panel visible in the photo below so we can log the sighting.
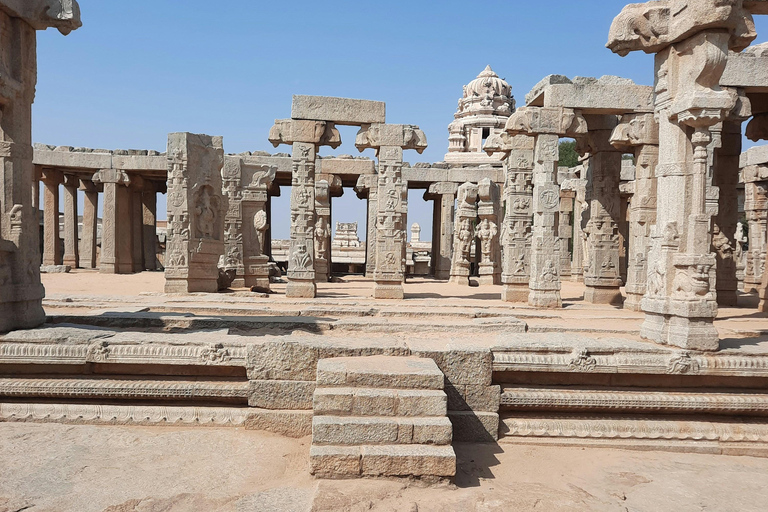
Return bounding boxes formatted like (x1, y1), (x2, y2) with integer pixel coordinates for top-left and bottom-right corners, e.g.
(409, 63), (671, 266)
(269, 119), (341, 298)
(355, 123), (427, 299)
(314, 179), (331, 282)
(80, 179), (99, 269)
(610, 112), (659, 311)
(449, 182), (478, 285)
(164, 133), (226, 293)
(62, 174), (79, 268)
(477, 177), (501, 285)
(40, 169), (62, 266)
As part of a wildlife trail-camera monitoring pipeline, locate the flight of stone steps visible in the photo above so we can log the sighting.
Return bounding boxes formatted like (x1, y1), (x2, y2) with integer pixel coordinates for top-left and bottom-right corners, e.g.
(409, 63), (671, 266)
(309, 355), (456, 479)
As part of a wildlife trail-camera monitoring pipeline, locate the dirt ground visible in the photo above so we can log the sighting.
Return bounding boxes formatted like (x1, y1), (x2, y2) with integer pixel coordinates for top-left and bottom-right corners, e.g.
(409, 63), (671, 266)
(1, 422), (767, 512)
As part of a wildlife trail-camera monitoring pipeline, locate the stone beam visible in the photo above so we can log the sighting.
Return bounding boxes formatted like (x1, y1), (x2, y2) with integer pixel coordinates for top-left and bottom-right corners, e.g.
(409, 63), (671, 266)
(525, 75), (654, 114)
(291, 95), (385, 126)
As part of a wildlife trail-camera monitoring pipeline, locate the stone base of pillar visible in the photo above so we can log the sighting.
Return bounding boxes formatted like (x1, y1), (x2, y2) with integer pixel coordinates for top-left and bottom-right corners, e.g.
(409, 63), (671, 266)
(373, 281), (404, 299)
(478, 263), (500, 286)
(502, 284), (529, 302)
(62, 256), (78, 268)
(478, 274), (500, 286)
(286, 280), (316, 298)
(449, 275), (470, 285)
(528, 289), (562, 308)
(759, 299), (768, 313)
(584, 286), (624, 305)
(640, 298), (719, 351)
(245, 276), (271, 291)
(0, 285), (46, 332)
(570, 271), (584, 283)
(231, 277), (245, 289)
(165, 277), (219, 293)
(624, 293), (643, 311)
(100, 262), (134, 274)
(716, 291), (738, 307)
(434, 270), (451, 281)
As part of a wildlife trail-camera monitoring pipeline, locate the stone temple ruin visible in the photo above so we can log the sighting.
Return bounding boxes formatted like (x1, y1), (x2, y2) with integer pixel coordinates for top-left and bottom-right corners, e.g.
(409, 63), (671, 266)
(2, 0), (768, 483)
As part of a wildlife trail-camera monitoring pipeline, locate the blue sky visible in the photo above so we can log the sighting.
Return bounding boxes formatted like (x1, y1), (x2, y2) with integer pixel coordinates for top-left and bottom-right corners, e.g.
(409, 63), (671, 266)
(34, 1), (768, 240)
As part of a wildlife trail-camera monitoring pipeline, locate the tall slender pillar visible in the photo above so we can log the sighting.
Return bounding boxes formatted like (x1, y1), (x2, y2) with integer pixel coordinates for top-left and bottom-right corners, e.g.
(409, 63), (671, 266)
(130, 176), (145, 272)
(477, 177), (501, 285)
(93, 168), (132, 274)
(142, 182), (157, 271)
(608, 0), (756, 350)
(40, 169), (62, 266)
(561, 165), (587, 283)
(610, 113), (660, 311)
(356, 123), (427, 299)
(449, 182), (478, 285)
(355, 174), (377, 277)
(504, 106), (588, 307)
(61, 174), (79, 268)
(80, 179), (99, 269)
(425, 182), (457, 280)
(269, 119), (341, 298)
(558, 189), (574, 278)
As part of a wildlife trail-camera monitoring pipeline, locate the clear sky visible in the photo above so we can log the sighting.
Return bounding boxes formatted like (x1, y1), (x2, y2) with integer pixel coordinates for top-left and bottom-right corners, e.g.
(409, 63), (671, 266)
(33, 1), (768, 241)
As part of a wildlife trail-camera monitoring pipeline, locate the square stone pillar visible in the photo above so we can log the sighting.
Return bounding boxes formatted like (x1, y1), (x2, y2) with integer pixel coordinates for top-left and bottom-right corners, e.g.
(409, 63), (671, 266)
(504, 106), (588, 307)
(558, 189), (574, 279)
(424, 182), (457, 281)
(314, 178), (331, 282)
(269, 119), (341, 298)
(579, 115), (624, 305)
(449, 182), (478, 285)
(610, 113), (659, 311)
(356, 123), (427, 299)
(561, 169), (587, 283)
(142, 182), (158, 271)
(93, 168), (133, 274)
(62, 174), (79, 268)
(79, 179), (99, 269)
(130, 175), (145, 273)
(164, 133), (226, 293)
(476, 178), (501, 285)
(41, 169), (62, 266)
(355, 174), (378, 277)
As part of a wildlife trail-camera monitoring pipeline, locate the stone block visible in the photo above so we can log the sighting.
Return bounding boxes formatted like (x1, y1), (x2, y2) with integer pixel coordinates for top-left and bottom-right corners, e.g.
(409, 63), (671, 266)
(313, 388), (447, 417)
(312, 416), (451, 445)
(243, 409), (312, 438)
(316, 356), (444, 390)
(409, 343), (492, 386)
(309, 445), (361, 478)
(445, 385), (500, 412)
(248, 380), (315, 410)
(396, 390), (448, 417)
(291, 95), (385, 125)
(448, 411), (499, 442)
(360, 445), (456, 477)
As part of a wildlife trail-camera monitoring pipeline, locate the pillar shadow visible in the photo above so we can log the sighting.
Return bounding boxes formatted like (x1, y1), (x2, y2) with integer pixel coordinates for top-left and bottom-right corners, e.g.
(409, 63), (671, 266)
(453, 442), (504, 488)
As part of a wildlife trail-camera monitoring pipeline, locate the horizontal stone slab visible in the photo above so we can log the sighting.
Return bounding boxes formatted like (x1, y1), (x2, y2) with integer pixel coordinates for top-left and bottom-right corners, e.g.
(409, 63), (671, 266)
(316, 356), (444, 390)
(449, 411), (499, 442)
(445, 384), (500, 412)
(409, 342), (493, 386)
(313, 387), (447, 417)
(248, 380), (314, 410)
(243, 408), (312, 438)
(309, 444), (456, 478)
(291, 95), (385, 125)
(312, 415), (452, 445)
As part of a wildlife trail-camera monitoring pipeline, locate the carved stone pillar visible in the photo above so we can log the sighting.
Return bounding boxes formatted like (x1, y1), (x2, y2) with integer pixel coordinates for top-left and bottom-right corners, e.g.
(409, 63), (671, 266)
(610, 113), (660, 311)
(579, 115), (624, 305)
(269, 119), (341, 298)
(355, 123), (427, 299)
(314, 174), (341, 283)
(425, 181), (457, 280)
(355, 174), (377, 277)
(62, 174), (79, 268)
(608, 0), (756, 350)
(476, 178), (501, 285)
(504, 106), (588, 307)
(142, 182), (157, 271)
(93, 169), (132, 274)
(130, 175), (145, 272)
(41, 169), (62, 266)
(558, 189), (573, 279)
(561, 168), (587, 283)
(79, 179), (99, 269)
(449, 182), (478, 285)
(164, 133), (226, 293)
(744, 164), (768, 294)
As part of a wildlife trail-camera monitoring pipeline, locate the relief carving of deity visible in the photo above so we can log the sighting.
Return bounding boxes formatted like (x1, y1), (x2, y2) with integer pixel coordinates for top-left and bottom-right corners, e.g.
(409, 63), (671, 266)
(475, 218), (498, 263)
(291, 243), (312, 270)
(455, 218), (474, 264)
(315, 217), (329, 260)
(194, 186), (218, 239)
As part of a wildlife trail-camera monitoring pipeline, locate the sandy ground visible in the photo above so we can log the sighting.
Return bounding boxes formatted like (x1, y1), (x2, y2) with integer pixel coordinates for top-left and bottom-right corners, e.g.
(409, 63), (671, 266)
(1, 422), (767, 512)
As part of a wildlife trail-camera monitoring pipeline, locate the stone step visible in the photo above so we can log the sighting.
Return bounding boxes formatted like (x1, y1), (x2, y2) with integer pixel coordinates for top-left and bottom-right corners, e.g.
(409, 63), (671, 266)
(313, 387), (447, 417)
(309, 444), (456, 478)
(312, 415), (452, 446)
(316, 356), (444, 390)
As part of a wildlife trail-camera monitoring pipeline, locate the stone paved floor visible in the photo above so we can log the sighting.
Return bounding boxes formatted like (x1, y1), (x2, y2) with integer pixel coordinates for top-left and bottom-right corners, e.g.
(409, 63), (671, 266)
(1, 422), (767, 512)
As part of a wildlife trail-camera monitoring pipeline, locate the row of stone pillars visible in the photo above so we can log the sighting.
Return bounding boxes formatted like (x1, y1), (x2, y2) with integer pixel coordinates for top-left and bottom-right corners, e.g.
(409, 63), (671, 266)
(37, 168), (160, 273)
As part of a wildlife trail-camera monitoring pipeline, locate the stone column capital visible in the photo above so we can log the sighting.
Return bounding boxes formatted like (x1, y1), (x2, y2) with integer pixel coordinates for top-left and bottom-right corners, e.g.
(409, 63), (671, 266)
(354, 123), (428, 154)
(268, 119), (341, 149)
(92, 168), (130, 186)
(505, 106), (588, 137)
(610, 113), (659, 150)
(40, 168), (63, 185)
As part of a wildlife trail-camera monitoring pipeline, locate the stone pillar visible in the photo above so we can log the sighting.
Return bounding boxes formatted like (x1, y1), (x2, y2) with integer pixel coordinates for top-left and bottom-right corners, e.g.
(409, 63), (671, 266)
(610, 113), (660, 311)
(504, 106), (588, 307)
(79, 179), (99, 269)
(93, 169), (132, 274)
(355, 174), (377, 277)
(142, 182), (157, 271)
(425, 182), (457, 280)
(449, 182), (478, 285)
(164, 133), (226, 293)
(130, 175), (145, 272)
(579, 115), (624, 305)
(476, 178), (501, 285)
(61, 174), (79, 268)
(355, 123), (427, 299)
(40, 169), (62, 266)
(608, 1), (757, 350)
(269, 119), (341, 298)
(558, 189), (574, 279)
(561, 167), (587, 283)
(744, 164), (768, 294)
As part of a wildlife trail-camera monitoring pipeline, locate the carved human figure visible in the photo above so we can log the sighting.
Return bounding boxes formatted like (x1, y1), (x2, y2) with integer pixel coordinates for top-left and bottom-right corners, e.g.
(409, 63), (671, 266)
(315, 216), (329, 260)
(195, 187), (217, 238)
(456, 218), (474, 264)
(476, 218), (498, 263)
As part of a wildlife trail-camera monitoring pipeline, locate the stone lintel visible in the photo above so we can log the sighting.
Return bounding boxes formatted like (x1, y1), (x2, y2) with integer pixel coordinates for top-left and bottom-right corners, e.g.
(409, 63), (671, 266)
(722, 52), (768, 91)
(539, 82), (654, 115)
(291, 95), (385, 126)
(740, 144), (768, 167)
(318, 156), (375, 176)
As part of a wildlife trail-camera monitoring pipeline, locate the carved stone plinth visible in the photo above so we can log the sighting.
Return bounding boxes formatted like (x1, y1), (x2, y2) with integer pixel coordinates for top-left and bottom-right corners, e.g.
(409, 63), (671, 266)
(449, 182), (478, 285)
(164, 133), (226, 293)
